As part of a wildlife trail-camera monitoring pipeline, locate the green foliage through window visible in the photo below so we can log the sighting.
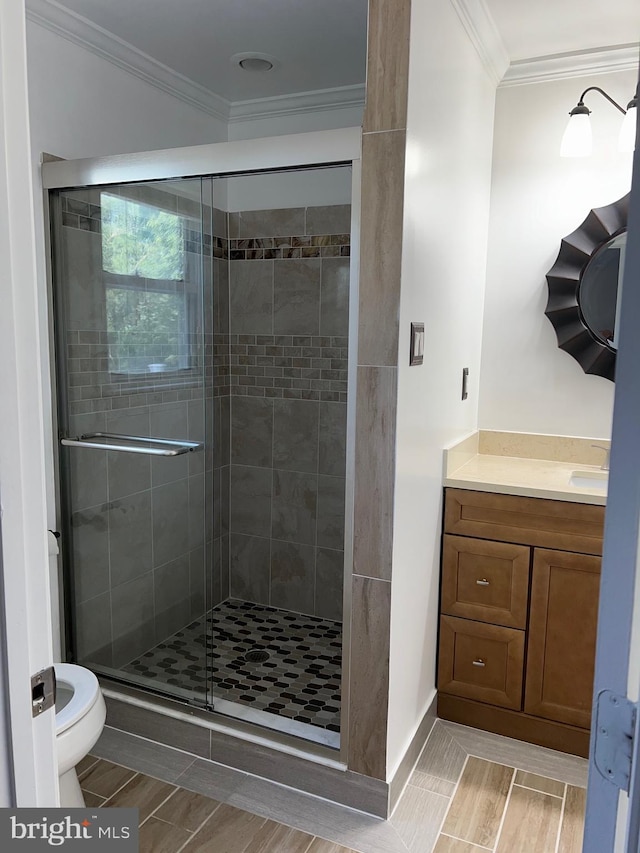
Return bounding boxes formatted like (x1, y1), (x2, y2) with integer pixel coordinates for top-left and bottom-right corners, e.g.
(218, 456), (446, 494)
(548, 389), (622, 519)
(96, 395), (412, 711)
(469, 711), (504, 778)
(101, 193), (184, 279)
(106, 287), (189, 374)
(101, 192), (193, 375)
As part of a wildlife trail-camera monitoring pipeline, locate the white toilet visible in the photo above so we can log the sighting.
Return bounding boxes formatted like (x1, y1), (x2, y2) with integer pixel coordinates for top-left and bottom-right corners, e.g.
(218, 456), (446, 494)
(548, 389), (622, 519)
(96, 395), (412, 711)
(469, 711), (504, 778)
(54, 663), (106, 807)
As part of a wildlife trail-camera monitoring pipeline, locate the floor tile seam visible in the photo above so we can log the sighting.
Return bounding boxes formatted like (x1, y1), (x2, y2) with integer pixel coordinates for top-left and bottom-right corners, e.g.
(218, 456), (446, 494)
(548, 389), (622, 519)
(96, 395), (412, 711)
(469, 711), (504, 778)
(512, 782), (565, 800)
(440, 722), (588, 784)
(172, 760), (250, 802)
(489, 766), (517, 853)
(460, 748), (586, 790)
(172, 800), (248, 853)
(91, 769), (141, 805)
(405, 775), (455, 798)
(148, 816), (195, 853)
(553, 784), (569, 853)
(135, 784), (183, 826)
(78, 755), (101, 781)
(230, 768), (390, 825)
(402, 781), (450, 802)
(441, 728), (520, 774)
(396, 717), (440, 800)
(407, 726), (457, 788)
(424, 753), (470, 853)
(96, 751), (199, 790)
(322, 821), (410, 853)
(439, 831), (493, 851)
(103, 724), (210, 768)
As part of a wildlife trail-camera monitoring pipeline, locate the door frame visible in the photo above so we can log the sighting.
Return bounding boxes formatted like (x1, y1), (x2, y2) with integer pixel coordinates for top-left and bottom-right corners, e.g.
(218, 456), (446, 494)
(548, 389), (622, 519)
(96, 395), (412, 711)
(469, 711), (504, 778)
(0, 0), (58, 806)
(583, 100), (640, 852)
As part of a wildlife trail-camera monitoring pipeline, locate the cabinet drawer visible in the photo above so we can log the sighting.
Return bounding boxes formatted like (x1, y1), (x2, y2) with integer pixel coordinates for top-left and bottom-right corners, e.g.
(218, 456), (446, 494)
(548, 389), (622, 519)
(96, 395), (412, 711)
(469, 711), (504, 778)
(444, 489), (605, 555)
(438, 615), (524, 710)
(441, 535), (530, 628)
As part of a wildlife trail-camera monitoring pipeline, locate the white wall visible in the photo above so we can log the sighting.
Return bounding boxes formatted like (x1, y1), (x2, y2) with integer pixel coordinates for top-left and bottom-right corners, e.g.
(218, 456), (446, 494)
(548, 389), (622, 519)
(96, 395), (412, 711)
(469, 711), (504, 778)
(228, 104), (364, 142)
(225, 165), (353, 211)
(479, 70), (636, 439)
(226, 104), (363, 211)
(25, 20), (228, 659)
(27, 23), (227, 162)
(386, 1), (497, 775)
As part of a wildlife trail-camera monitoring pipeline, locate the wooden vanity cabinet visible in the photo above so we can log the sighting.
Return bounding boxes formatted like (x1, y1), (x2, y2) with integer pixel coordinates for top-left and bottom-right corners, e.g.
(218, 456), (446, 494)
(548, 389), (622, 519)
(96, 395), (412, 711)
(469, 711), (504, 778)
(437, 488), (604, 757)
(525, 548), (601, 730)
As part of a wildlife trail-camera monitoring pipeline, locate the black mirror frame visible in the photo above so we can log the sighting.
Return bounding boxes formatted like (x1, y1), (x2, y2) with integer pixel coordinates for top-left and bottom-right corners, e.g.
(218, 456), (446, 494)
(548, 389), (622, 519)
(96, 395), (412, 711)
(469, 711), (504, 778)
(545, 193), (629, 383)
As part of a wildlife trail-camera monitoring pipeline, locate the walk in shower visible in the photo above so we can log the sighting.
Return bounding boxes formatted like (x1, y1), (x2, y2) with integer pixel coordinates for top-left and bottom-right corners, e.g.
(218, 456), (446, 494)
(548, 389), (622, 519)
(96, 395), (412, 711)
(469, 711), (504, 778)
(48, 145), (356, 750)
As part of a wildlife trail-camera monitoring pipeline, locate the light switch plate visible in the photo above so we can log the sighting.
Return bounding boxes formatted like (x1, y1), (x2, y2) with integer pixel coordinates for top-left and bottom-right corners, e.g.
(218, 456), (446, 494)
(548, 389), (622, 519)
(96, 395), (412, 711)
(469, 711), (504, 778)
(410, 322), (424, 365)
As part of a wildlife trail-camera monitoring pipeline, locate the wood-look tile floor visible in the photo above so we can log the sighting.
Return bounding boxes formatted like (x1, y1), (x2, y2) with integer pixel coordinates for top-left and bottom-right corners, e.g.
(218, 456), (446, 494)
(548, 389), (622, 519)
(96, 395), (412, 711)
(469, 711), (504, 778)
(434, 759), (586, 852)
(85, 719), (588, 853)
(78, 754), (358, 853)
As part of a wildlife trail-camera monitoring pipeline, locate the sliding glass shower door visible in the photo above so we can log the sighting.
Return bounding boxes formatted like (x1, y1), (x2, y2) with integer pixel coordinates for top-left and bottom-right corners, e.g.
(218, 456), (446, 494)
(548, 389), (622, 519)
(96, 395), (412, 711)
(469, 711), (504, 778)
(51, 178), (216, 707)
(50, 162), (352, 748)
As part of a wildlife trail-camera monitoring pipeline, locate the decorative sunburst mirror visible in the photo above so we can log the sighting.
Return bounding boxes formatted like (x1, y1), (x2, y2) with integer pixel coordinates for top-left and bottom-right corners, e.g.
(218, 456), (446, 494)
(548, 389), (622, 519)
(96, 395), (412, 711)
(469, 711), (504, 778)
(545, 193), (629, 382)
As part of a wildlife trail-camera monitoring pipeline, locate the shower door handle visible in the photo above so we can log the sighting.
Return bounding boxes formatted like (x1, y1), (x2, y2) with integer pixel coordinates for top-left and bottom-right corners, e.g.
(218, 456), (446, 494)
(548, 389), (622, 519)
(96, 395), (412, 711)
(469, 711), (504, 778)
(61, 432), (203, 457)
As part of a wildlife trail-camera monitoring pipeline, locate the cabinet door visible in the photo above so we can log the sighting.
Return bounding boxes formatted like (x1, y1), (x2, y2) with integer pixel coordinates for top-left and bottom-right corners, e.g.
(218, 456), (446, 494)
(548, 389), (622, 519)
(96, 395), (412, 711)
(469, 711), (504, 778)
(524, 548), (601, 729)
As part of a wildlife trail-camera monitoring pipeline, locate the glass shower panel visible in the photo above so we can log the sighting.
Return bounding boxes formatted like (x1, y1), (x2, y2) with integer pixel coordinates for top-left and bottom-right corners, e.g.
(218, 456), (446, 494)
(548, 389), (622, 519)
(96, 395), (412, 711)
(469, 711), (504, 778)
(204, 166), (351, 746)
(51, 179), (214, 705)
(51, 163), (351, 747)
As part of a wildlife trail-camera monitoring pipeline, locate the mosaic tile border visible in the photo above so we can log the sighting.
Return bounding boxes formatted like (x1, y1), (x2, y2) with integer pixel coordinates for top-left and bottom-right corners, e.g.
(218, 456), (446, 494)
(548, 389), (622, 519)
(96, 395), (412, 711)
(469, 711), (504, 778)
(229, 235), (350, 261)
(60, 199), (349, 263)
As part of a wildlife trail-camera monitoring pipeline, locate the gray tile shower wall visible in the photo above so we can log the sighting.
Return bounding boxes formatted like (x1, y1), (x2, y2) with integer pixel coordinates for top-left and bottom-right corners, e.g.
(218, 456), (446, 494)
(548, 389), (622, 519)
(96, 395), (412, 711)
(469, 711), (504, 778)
(225, 205), (350, 620)
(62, 194), (349, 669)
(60, 186), (225, 671)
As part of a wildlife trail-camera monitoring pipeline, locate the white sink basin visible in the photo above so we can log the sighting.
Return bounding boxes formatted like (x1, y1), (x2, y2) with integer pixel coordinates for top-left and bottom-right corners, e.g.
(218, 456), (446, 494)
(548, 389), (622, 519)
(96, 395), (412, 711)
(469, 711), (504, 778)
(569, 470), (608, 490)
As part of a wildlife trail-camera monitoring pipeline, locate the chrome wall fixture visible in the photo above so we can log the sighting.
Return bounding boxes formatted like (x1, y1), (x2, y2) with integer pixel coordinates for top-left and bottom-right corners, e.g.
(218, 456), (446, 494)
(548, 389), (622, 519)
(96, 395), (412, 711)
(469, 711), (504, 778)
(561, 85), (638, 157)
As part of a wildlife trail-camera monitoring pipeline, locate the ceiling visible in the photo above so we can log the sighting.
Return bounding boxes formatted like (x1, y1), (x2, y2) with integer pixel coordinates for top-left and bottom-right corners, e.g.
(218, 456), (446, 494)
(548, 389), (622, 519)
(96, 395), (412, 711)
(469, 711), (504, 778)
(45, 0), (369, 102)
(41, 0), (639, 102)
(485, 0), (639, 63)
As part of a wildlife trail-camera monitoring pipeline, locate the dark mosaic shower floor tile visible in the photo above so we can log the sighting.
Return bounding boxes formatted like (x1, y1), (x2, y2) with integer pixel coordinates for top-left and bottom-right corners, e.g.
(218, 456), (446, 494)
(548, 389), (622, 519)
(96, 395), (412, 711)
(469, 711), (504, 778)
(122, 599), (342, 731)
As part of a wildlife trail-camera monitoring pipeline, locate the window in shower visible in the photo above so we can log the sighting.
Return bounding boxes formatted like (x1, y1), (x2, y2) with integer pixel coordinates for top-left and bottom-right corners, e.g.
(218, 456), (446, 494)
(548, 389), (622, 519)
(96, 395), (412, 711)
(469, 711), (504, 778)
(101, 192), (196, 376)
(101, 192), (184, 279)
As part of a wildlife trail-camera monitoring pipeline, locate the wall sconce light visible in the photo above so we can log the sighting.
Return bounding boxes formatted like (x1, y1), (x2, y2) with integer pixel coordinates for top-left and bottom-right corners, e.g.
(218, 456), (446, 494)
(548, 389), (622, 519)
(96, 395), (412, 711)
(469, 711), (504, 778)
(560, 86), (638, 157)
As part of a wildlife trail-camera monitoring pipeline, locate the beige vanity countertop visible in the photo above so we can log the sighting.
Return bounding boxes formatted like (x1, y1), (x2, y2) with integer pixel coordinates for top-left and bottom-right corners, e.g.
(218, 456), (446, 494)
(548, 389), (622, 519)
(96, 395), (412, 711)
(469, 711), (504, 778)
(444, 430), (609, 506)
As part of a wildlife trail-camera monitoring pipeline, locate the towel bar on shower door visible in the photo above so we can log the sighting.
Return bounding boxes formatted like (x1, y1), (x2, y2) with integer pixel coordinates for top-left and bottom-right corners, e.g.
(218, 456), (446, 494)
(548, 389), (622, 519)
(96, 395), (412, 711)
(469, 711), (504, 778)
(60, 432), (203, 457)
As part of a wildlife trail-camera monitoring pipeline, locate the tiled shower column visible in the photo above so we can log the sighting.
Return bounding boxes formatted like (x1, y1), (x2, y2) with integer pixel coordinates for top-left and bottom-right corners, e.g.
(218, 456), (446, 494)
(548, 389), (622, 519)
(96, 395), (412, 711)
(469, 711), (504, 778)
(348, 0), (411, 780)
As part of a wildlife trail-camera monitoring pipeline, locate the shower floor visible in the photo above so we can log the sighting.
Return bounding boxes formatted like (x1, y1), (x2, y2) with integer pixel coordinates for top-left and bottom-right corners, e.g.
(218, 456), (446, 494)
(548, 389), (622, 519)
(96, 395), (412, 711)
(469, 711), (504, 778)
(123, 599), (342, 732)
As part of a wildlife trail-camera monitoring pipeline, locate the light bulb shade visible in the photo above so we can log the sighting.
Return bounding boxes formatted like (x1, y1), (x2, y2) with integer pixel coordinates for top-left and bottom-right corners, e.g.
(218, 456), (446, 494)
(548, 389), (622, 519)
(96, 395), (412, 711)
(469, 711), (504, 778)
(560, 113), (593, 157)
(619, 105), (637, 152)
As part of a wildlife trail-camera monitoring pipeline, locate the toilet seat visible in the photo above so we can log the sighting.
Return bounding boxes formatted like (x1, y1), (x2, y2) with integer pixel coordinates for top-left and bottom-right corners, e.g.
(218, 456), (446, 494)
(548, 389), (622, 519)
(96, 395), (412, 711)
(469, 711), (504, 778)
(54, 663), (101, 735)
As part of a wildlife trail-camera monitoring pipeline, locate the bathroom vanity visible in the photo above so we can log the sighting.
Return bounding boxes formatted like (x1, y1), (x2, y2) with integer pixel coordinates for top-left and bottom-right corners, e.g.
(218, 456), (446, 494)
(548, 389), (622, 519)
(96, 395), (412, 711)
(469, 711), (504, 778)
(437, 432), (608, 758)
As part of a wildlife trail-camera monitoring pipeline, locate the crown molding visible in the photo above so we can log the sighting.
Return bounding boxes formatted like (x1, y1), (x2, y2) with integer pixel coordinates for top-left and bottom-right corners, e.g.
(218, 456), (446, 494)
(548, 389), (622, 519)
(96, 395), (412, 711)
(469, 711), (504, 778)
(501, 44), (640, 87)
(449, 0), (510, 85)
(229, 84), (366, 123)
(26, 0), (230, 122)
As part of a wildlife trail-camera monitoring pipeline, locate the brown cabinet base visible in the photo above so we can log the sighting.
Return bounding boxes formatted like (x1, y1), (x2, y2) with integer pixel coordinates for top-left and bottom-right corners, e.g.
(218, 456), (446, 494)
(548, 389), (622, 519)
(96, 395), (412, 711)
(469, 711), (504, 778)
(437, 693), (590, 758)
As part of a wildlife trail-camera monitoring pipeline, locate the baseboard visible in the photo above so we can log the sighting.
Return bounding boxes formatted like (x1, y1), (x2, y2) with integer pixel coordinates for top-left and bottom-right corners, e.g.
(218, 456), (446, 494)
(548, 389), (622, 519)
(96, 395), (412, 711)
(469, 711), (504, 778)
(388, 694), (438, 814)
(437, 694), (590, 758)
(104, 691), (390, 817)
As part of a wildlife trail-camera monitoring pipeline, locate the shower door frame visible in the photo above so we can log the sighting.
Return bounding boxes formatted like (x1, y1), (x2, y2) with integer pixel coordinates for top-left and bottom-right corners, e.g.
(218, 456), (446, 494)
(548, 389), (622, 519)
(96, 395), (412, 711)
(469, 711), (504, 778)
(43, 127), (362, 765)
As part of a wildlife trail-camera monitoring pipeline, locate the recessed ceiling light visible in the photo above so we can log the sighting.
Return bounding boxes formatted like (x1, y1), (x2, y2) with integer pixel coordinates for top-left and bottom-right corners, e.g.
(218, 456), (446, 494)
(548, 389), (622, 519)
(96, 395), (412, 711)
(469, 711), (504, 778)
(240, 57), (273, 72)
(231, 52), (279, 73)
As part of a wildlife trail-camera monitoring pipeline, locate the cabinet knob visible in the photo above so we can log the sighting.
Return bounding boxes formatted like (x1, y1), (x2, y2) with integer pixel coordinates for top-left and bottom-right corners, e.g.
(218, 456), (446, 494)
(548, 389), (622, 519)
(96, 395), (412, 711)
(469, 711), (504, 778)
(476, 578), (490, 586)
(472, 659), (486, 667)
